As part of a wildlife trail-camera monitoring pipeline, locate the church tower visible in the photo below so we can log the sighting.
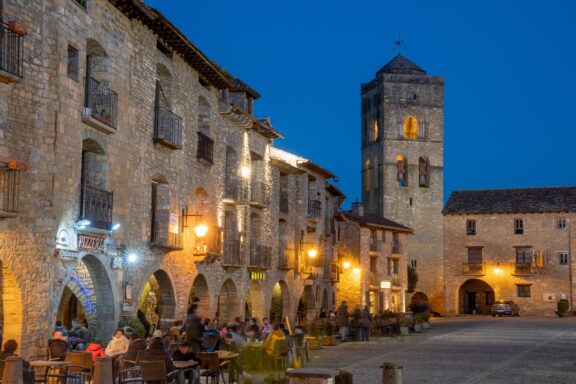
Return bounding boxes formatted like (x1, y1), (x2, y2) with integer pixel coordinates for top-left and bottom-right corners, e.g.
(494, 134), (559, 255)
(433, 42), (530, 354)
(360, 54), (444, 312)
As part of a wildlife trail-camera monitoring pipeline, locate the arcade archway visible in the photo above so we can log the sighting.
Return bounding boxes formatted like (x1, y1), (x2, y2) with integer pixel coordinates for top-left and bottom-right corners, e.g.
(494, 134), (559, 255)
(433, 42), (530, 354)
(245, 281), (265, 320)
(217, 279), (239, 323)
(297, 285), (316, 325)
(0, 262), (22, 351)
(139, 269), (176, 332)
(269, 281), (290, 324)
(189, 274), (211, 316)
(459, 279), (495, 315)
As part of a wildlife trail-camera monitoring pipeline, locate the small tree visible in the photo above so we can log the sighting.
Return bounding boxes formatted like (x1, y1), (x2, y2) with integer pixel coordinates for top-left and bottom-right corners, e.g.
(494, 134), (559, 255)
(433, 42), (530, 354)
(407, 266), (418, 293)
(118, 317), (146, 338)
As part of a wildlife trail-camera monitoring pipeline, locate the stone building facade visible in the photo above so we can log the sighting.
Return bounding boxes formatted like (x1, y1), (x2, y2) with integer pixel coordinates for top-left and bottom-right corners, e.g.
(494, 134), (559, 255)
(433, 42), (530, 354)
(360, 54), (444, 312)
(443, 187), (576, 316)
(334, 203), (411, 314)
(0, 0), (343, 358)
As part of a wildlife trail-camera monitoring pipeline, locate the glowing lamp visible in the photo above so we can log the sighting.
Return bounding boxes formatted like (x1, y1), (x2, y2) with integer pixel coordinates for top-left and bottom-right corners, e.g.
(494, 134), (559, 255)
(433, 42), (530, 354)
(194, 224), (208, 238)
(307, 248), (318, 258)
(111, 223), (121, 231)
(353, 267), (361, 274)
(77, 219), (91, 226)
(241, 166), (251, 178)
(127, 253), (138, 263)
(343, 261), (351, 269)
(494, 267), (502, 275)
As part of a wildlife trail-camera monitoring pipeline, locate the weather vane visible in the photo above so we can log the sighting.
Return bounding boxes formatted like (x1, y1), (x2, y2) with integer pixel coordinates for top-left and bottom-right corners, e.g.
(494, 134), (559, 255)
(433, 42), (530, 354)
(394, 18), (405, 53)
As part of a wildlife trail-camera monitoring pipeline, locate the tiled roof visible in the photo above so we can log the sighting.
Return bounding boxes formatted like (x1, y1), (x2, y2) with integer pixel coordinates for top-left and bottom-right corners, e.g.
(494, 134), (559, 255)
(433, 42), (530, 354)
(443, 187), (576, 215)
(339, 212), (412, 232)
(376, 54), (426, 76)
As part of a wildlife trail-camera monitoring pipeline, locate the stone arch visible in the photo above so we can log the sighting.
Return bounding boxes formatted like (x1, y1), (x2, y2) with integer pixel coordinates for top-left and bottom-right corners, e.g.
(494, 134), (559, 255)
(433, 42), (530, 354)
(411, 292), (429, 305)
(139, 269), (177, 331)
(245, 281), (265, 320)
(269, 280), (290, 324)
(0, 262), (23, 352)
(458, 279), (495, 315)
(189, 274), (211, 317)
(396, 155), (407, 187)
(156, 63), (174, 108)
(216, 278), (239, 323)
(298, 285), (316, 324)
(86, 38), (110, 82)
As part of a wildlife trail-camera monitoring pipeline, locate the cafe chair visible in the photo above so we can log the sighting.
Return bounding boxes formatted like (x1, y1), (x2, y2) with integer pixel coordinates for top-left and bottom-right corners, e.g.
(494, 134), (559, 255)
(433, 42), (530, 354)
(118, 364), (142, 384)
(269, 340), (290, 371)
(197, 352), (222, 384)
(140, 360), (178, 384)
(47, 339), (68, 361)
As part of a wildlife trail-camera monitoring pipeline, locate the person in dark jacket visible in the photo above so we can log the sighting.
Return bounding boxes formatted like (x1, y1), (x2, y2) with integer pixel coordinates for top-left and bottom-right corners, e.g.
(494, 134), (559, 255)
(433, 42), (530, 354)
(0, 339), (34, 384)
(141, 337), (176, 375)
(360, 306), (371, 341)
(336, 301), (350, 341)
(185, 308), (204, 353)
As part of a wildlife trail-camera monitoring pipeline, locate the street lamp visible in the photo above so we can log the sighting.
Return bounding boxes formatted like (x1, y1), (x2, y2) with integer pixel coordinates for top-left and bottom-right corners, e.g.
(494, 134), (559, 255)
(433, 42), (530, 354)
(343, 261), (351, 269)
(194, 224), (208, 238)
(307, 248), (318, 258)
(241, 165), (251, 178)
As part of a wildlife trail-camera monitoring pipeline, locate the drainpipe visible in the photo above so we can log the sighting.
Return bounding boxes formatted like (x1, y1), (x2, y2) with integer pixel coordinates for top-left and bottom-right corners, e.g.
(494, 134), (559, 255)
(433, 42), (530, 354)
(569, 219), (573, 311)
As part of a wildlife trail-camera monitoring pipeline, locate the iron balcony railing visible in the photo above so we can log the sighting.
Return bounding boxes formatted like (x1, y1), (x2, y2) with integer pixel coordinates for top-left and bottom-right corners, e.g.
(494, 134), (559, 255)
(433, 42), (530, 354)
(197, 132), (214, 164)
(463, 263), (484, 275)
(224, 176), (247, 202)
(84, 77), (118, 129)
(154, 106), (182, 149)
(250, 181), (269, 206)
(513, 263), (534, 275)
(278, 246), (295, 269)
(308, 199), (322, 220)
(0, 161), (23, 215)
(279, 191), (289, 214)
(391, 241), (401, 254)
(390, 274), (402, 287)
(80, 184), (113, 230)
(250, 244), (271, 268)
(0, 21), (24, 79)
(369, 238), (380, 252)
(151, 209), (183, 249)
(223, 240), (243, 266)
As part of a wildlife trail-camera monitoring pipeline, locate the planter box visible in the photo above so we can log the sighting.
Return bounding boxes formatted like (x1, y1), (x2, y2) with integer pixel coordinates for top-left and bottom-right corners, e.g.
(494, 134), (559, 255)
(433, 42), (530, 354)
(321, 335), (337, 346)
(307, 338), (323, 350)
(8, 21), (27, 36)
(399, 327), (409, 336)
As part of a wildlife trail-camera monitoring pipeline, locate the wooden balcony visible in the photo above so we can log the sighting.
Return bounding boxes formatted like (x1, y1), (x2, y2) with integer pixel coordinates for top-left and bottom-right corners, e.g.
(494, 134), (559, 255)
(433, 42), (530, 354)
(278, 247), (296, 270)
(223, 176), (247, 204)
(223, 240), (243, 266)
(249, 244), (271, 269)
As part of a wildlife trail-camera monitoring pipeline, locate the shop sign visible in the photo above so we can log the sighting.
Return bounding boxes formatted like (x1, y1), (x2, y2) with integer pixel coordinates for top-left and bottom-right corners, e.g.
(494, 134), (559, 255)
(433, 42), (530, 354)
(55, 248), (80, 261)
(250, 271), (266, 281)
(111, 256), (124, 270)
(78, 234), (105, 252)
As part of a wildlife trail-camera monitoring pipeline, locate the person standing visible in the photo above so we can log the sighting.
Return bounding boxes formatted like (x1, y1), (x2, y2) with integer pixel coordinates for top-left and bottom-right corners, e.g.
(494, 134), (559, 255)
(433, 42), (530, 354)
(336, 301), (350, 342)
(360, 305), (371, 341)
(185, 307), (204, 353)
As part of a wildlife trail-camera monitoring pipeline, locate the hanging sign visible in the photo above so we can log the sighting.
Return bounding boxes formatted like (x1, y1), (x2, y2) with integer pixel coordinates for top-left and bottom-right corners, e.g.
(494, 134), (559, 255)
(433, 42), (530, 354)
(169, 213), (180, 234)
(77, 234), (106, 252)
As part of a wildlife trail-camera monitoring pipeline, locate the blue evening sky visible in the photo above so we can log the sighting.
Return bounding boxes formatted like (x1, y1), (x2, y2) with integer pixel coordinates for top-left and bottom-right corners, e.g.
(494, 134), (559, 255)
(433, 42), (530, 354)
(146, 0), (576, 207)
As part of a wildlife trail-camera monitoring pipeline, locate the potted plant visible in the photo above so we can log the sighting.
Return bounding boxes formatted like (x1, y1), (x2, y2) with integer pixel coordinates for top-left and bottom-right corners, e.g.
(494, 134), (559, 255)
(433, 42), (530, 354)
(307, 322), (323, 350)
(413, 313), (423, 333)
(322, 321), (337, 346)
(8, 20), (27, 36)
(421, 312), (431, 329)
(556, 299), (570, 318)
(399, 314), (410, 336)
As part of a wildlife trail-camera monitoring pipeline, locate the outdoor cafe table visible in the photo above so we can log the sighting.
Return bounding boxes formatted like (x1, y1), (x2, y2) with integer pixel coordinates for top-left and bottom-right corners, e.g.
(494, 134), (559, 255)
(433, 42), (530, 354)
(217, 350), (239, 361)
(30, 360), (71, 383)
(173, 360), (198, 384)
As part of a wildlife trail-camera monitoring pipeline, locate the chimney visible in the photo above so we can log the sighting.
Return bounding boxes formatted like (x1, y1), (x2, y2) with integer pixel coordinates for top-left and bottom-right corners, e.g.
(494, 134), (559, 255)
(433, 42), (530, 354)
(351, 199), (364, 216)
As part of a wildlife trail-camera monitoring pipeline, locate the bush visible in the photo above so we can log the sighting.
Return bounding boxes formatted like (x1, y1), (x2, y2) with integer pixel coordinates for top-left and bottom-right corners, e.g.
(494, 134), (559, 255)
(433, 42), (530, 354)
(557, 299), (569, 315)
(118, 317), (146, 338)
(407, 266), (418, 293)
(399, 314), (411, 328)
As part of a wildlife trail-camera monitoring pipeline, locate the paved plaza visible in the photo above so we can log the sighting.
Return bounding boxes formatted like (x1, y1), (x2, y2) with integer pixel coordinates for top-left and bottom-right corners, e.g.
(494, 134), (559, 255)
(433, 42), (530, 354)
(308, 317), (576, 383)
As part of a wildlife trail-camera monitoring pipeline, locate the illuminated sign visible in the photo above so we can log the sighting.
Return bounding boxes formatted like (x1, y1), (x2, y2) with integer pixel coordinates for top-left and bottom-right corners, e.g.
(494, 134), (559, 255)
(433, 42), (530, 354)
(78, 234), (105, 252)
(250, 271), (266, 281)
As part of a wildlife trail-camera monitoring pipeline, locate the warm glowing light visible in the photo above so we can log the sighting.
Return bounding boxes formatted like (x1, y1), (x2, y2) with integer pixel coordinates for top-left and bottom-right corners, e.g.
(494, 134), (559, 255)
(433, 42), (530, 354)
(494, 267), (502, 274)
(353, 267), (361, 274)
(241, 165), (251, 178)
(343, 261), (351, 269)
(307, 248), (318, 258)
(194, 224), (208, 238)
(127, 253), (138, 263)
(381, 281), (391, 289)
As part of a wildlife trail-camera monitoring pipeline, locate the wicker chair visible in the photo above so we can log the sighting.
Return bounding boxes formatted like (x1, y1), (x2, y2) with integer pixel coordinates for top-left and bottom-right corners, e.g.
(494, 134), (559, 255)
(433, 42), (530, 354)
(47, 339), (68, 361)
(197, 352), (222, 384)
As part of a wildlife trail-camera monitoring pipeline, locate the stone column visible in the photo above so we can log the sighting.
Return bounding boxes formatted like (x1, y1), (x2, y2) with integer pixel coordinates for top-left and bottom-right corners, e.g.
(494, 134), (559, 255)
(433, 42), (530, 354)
(93, 356), (113, 384)
(2, 356), (23, 384)
(382, 362), (402, 384)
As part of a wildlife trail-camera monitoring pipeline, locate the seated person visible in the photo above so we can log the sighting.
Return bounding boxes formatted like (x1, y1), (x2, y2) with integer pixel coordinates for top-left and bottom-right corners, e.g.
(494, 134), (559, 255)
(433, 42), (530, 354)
(141, 337), (176, 374)
(0, 339), (34, 384)
(172, 341), (199, 382)
(228, 324), (246, 349)
(219, 333), (249, 380)
(262, 324), (286, 357)
(54, 321), (69, 338)
(245, 326), (260, 344)
(48, 331), (69, 361)
(68, 319), (89, 351)
(85, 339), (106, 362)
(105, 329), (130, 356)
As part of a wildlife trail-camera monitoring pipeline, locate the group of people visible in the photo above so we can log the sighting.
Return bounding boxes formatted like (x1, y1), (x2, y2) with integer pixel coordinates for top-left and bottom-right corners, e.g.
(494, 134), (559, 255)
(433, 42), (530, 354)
(335, 301), (376, 341)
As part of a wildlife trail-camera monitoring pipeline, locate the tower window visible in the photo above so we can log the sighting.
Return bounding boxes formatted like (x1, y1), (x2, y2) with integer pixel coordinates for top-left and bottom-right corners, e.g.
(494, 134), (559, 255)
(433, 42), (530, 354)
(413, 94), (418, 100)
(396, 155), (407, 187)
(559, 252), (569, 265)
(557, 218), (566, 229)
(514, 218), (524, 235)
(372, 120), (379, 142)
(466, 219), (476, 235)
(418, 157), (430, 187)
(403, 116), (419, 140)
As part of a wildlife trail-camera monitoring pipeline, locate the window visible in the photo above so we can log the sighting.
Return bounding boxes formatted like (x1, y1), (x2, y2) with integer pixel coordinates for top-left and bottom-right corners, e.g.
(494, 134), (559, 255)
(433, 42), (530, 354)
(73, 0), (87, 8)
(466, 219), (476, 235)
(515, 247), (532, 265)
(387, 258), (399, 275)
(514, 218), (523, 234)
(467, 247), (482, 265)
(410, 259), (417, 268)
(517, 284), (531, 298)
(396, 155), (407, 187)
(370, 257), (377, 273)
(372, 120), (379, 142)
(559, 252), (569, 265)
(418, 157), (429, 187)
(67, 45), (79, 80)
(381, 230), (386, 243)
(557, 218), (567, 229)
(403, 116), (418, 139)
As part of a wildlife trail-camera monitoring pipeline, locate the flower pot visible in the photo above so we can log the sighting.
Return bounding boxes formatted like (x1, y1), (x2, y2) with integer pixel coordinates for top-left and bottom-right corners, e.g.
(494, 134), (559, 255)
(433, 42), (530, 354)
(321, 335), (337, 346)
(422, 321), (431, 330)
(400, 326), (409, 336)
(307, 338), (323, 350)
(414, 323), (423, 333)
(8, 21), (27, 36)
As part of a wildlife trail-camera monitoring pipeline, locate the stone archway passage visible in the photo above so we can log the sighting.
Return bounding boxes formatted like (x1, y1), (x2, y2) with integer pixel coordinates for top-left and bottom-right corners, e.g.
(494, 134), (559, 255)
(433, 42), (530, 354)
(190, 274), (211, 317)
(55, 255), (115, 340)
(269, 281), (290, 325)
(1, 262), (23, 352)
(216, 279), (239, 324)
(459, 279), (495, 315)
(411, 292), (430, 305)
(246, 281), (265, 320)
(139, 270), (177, 331)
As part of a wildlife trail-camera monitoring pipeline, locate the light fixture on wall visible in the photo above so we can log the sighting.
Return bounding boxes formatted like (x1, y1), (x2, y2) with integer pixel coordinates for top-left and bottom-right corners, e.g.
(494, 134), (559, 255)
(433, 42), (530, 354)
(127, 253), (138, 263)
(353, 266), (361, 274)
(307, 248), (318, 258)
(194, 224), (208, 238)
(380, 280), (391, 289)
(241, 165), (251, 178)
(342, 261), (351, 269)
(111, 223), (121, 231)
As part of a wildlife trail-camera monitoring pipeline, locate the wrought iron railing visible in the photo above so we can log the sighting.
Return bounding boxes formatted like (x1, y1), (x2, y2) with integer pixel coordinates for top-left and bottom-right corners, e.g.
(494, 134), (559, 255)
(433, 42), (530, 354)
(250, 181), (269, 206)
(80, 184), (113, 230)
(390, 274), (402, 287)
(250, 244), (271, 268)
(369, 238), (380, 252)
(0, 161), (23, 214)
(279, 191), (289, 214)
(278, 246), (295, 269)
(84, 77), (118, 129)
(223, 240), (242, 265)
(391, 241), (401, 254)
(463, 263), (484, 275)
(151, 209), (183, 249)
(308, 199), (322, 220)
(197, 132), (213, 164)
(0, 21), (24, 78)
(513, 264), (534, 275)
(154, 106), (182, 149)
(224, 176), (246, 202)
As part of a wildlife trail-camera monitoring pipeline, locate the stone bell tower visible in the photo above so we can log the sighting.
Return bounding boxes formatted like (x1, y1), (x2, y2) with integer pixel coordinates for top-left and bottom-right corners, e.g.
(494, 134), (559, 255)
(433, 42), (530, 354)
(360, 54), (444, 312)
